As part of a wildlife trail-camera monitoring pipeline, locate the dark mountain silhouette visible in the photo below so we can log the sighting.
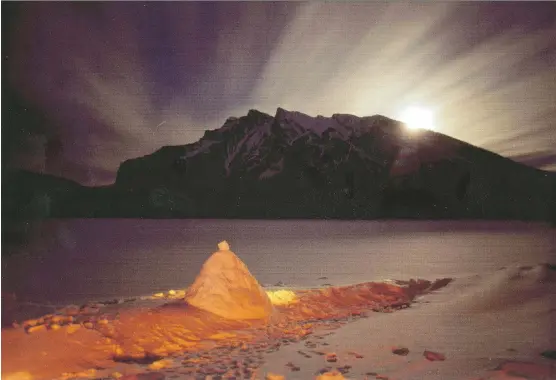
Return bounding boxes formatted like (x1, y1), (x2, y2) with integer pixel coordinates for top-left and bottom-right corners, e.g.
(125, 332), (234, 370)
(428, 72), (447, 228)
(4, 108), (556, 233)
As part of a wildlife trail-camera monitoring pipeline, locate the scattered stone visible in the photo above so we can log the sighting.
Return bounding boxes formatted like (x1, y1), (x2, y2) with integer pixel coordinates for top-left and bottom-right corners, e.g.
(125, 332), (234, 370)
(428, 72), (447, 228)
(423, 350), (446, 361)
(83, 322), (94, 329)
(297, 350), (312, 358)
(49, 324), (61, 331)
(364, 372), (378, 376)
(317, 277), (328, 280)
(315, 367), (333, 375)
(336, 365), (351, 374)
(325, 353), (338, 362)
(392, 347), (410, 356)
(376, 375), (389, 380)
(540, 350), (556, 360)
(348, 351), (364, 359)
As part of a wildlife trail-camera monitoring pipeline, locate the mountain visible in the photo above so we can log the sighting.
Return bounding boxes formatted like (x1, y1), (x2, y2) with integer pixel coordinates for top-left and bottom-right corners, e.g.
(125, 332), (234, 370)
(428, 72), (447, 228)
(3, 108), (556, 225)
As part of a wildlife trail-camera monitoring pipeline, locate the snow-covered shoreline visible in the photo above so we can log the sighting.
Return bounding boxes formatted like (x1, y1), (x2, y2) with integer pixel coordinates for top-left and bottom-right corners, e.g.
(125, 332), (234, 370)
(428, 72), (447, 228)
(3, 241), (555, 380)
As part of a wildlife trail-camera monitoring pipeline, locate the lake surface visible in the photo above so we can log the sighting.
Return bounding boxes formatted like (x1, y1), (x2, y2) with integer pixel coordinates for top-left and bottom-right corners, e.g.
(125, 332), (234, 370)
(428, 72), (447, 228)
(2, 219), (555, 306)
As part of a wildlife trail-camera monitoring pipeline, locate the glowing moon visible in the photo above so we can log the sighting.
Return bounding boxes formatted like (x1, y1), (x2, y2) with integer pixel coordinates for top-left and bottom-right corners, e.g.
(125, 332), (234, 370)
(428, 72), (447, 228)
(399, 106), (435, 131)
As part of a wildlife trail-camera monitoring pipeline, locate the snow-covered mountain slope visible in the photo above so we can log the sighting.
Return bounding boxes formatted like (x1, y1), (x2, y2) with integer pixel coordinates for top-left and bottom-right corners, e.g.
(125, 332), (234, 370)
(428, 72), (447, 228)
(119, 107), (423, 183)
(107, 107), (555, 220)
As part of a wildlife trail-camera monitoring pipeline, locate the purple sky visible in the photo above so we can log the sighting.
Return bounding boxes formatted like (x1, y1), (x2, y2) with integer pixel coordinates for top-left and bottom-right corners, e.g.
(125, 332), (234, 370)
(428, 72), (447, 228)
(3, 2), (556, 185)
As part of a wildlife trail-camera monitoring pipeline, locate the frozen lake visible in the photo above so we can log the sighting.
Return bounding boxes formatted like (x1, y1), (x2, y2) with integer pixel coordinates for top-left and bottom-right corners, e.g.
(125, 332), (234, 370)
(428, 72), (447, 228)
(3, 219), (555, 306)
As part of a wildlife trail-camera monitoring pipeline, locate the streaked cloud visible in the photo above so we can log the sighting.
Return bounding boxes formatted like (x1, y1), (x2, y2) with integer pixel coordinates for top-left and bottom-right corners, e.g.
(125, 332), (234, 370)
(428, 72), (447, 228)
(4, 2), (555, 184)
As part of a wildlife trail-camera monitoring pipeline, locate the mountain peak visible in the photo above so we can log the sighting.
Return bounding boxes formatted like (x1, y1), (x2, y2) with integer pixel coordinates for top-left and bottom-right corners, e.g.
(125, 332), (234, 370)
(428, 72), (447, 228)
(275, 106), (288, 115)
(274, 108), (342, 136)
(247, 109), (272, 118)
(275, 107), (312, 119)
(242, 110), (272, 127)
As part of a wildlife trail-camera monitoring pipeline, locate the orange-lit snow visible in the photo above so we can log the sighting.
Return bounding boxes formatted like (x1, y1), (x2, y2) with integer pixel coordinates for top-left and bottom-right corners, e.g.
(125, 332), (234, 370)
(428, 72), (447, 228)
(184, 241), (274, 320)
(265, 289), (298, 306)
(2, 244), (554, 380)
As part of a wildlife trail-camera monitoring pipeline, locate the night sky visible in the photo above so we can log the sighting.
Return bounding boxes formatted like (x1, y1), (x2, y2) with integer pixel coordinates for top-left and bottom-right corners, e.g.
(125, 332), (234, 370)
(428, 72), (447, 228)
(3, 2), (555, 186)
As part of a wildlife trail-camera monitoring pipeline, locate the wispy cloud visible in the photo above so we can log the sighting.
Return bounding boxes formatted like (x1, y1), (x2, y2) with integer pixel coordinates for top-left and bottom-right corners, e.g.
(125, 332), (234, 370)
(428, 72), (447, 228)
(5, 2), (555, 184)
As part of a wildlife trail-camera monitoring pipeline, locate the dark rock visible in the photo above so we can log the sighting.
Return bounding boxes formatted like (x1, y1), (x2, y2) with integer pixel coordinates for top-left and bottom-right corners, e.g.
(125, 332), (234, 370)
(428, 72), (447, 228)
(428, 278), (453, 291)
(392, 347), (410, 356)
(297, 350), (311, 358)
(100, 299), (121, 305)
(541, 350), (556, 360)
(336, 365), (351, 374)
(348, 351), (364, 359)
(315, 367), (333, 375)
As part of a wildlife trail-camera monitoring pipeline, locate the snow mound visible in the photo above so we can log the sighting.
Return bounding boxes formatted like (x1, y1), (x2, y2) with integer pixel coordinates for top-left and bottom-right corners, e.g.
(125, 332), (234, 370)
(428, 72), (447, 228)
(184, 241), (273, 320)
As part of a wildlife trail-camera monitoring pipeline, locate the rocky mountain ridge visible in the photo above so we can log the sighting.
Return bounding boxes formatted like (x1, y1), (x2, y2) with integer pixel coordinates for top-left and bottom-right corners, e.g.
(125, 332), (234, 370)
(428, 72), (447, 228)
(4, 108), (556, 231)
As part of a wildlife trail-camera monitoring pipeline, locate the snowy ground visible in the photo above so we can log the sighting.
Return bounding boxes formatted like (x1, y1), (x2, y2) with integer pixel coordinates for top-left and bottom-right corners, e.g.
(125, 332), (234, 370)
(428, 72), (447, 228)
(258, 265), (556, 380)
(2, 221), (555, 380)
(3, 264), (555, 380)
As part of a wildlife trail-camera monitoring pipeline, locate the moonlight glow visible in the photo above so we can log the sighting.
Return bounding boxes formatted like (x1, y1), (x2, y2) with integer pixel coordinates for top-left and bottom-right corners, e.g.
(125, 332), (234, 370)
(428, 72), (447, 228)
(399, 106), (436, 131)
